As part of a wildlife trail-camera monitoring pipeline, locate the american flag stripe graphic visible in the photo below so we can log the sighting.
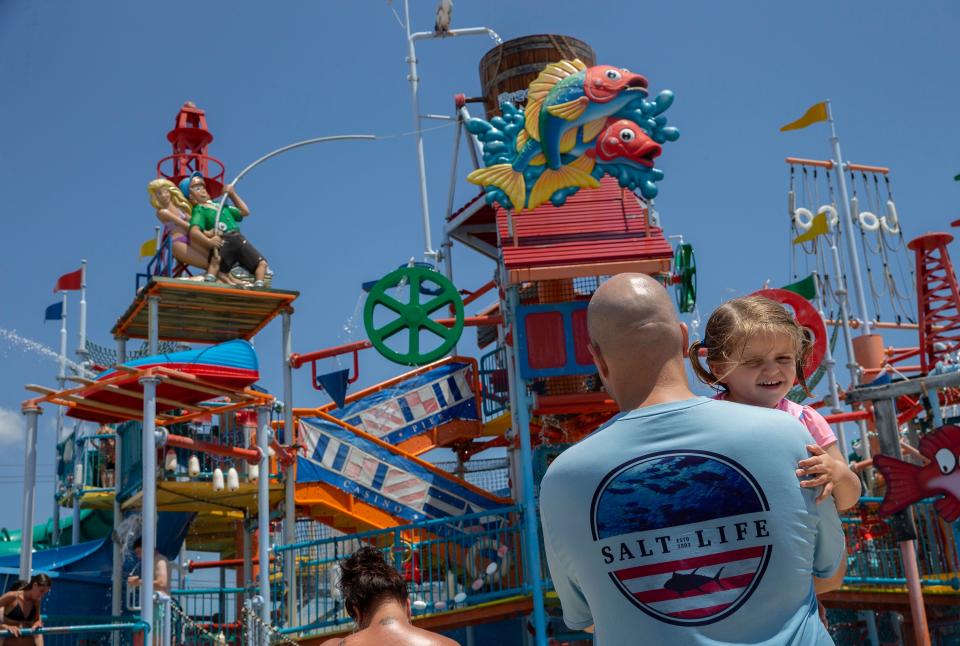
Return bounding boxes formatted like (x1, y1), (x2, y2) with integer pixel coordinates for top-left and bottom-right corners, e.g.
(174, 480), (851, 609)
(614, 545), (765, 620)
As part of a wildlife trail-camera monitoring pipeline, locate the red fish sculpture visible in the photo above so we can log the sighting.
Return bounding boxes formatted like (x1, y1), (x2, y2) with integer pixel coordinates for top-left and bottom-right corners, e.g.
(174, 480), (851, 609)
(873, 425), (960, 521)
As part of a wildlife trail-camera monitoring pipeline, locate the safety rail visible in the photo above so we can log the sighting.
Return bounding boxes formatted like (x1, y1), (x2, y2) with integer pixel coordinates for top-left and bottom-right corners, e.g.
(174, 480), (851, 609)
(479, 345), (509, 420)
(67, 432), (118, 493)
(842, 497), (960, 590)
(171, 587), (246, 644)
(0, 618), (148, 644)
(274, 505), (524, 636)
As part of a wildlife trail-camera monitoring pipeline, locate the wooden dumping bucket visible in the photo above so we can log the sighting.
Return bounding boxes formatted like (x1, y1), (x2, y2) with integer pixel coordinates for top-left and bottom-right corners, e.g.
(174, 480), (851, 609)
(478, 34), (595, 119)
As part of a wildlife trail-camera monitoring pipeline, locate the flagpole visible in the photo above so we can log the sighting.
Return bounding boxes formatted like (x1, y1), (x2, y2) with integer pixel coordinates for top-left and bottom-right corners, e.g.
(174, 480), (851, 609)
(78, 260), (88, 360)
(827, 100), (872, 339)
(56, 291), (68, 546)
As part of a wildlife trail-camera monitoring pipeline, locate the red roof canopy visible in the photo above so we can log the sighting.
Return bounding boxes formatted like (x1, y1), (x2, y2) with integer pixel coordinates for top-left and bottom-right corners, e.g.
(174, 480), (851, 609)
(447, 178), (674, 284)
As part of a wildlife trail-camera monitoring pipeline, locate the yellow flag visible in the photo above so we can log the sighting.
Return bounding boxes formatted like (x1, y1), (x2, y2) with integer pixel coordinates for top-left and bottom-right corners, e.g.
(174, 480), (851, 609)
(793, 212), (829, 244)
(139, 238), (157, 258)
(780, 101), (828, 132)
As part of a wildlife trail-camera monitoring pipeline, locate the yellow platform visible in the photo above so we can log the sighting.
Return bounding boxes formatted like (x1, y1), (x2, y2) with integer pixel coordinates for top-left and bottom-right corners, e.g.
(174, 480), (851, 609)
(121, 480), (284, 514)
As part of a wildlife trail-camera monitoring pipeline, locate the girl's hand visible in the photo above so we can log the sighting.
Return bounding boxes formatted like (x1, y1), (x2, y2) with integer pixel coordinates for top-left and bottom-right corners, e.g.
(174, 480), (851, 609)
(796, 444), (846, 504)
(3, 624), (21, 637)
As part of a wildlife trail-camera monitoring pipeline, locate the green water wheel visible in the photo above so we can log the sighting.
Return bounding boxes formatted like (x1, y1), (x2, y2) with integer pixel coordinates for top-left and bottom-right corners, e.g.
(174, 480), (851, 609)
(674, 243), (697, 314)
(363, 265), (464, 366)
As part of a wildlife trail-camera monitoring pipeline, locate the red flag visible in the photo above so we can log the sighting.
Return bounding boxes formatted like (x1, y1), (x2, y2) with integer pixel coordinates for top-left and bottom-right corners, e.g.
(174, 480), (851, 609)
(54, 268), (82, 292)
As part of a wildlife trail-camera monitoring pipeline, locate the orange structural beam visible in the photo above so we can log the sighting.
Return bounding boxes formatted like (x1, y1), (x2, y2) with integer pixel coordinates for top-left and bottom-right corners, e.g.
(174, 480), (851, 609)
(786, 158), (890, 174)
(165, 434), (261, 464)
(188, 555), (274, 572)
(461, 280), (496, 307)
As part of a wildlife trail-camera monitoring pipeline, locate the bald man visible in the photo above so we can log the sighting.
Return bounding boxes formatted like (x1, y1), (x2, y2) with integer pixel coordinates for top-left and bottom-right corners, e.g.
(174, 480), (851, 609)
(539, 274), (845, 645)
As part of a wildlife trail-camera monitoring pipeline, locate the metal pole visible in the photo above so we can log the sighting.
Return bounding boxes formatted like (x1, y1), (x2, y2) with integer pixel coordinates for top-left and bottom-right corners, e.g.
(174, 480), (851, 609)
(78, 259), (88, 358)
(403, 0), (436, 261)
(827, 101), (871, 336)
(814, 273), (848, 455)
(505, 286), (548, 646)
(147, 296), (159, 356)
(281, 309), (297, 626)
(59, 292), (67, 381)
(256, 406), (272, 630)
(19, 405), (41, 579)
(112, 432), (123, 622)
(872, 397), (929, 645)
(140, 375), (161, 632)
(52, 492), (60, 548)
(243, 519), (253, 593)
(212, 135), (376, 233)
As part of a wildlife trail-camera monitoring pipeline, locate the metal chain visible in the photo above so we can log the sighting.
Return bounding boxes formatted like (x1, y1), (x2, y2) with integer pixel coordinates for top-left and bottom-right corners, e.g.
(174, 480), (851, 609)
(240, 603), (299, 646)
(168, 600), (224, 644)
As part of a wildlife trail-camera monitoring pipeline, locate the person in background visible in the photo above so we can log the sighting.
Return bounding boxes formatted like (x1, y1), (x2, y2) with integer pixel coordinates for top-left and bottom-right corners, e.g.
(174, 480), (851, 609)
(319, 546), (459, 646)
(127, 538), (170, 596)
(0, 574), (52, 645)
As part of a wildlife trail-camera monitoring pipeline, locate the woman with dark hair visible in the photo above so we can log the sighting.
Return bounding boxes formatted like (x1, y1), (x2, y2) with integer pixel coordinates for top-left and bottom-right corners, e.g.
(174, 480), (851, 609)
(320, 546), (458, 646)
(1, 573), (52, 645)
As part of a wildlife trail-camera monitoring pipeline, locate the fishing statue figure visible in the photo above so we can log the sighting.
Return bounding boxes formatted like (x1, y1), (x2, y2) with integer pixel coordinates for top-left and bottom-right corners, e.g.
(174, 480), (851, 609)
(181, 172), (271, 288)
(466, 59), (679, 211)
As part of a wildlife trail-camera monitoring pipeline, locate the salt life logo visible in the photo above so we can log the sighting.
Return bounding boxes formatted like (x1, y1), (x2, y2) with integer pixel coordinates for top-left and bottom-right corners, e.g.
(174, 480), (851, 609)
(590, 450), (773, 626)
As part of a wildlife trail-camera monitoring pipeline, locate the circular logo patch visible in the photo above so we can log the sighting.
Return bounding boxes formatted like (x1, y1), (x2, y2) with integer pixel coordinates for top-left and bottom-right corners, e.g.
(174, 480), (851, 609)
(590, 450), (773, 626)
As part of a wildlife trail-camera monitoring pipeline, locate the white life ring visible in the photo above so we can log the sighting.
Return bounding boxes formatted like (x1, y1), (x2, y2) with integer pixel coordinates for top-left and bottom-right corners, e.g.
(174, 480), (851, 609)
(858, 211), (880, 232)
(793, 207), (814, 232)
(465, 538), (511, 585)
(882, 200), (900, 234)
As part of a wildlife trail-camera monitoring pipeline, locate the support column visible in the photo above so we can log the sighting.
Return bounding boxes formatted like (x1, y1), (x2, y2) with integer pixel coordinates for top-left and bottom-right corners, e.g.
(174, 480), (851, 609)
(873, 397), (929, 646)
(243, 518), (253, 593)
(505, 286), (547, 646)
(116, 337), (128, 364)
(112, 434), (123, 619)
(281, 309), (297, 626)
(140, 376), (161, 632)
(72, 428), (81, 546)
(256, 406), (272, 633)
(147, 296), (160, 356)
(19, 405), (42, 579)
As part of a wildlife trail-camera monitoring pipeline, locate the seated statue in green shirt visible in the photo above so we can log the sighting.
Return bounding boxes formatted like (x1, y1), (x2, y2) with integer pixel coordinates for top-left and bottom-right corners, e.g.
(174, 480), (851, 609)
(180, 172), (270, 287)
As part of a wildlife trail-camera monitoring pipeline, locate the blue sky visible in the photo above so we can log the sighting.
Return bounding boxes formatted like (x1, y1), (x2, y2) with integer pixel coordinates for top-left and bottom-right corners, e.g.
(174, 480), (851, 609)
(0, 1), (958, 533)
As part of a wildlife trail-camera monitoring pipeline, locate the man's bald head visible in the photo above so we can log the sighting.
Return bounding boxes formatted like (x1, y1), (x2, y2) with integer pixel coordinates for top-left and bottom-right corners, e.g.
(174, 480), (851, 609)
(587, 274), (690, 409)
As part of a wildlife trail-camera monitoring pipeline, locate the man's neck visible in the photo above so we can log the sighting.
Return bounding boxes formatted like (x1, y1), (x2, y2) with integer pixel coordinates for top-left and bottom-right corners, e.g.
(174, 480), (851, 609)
(360, 600), (409, 630)
(614, 364), (696, 412)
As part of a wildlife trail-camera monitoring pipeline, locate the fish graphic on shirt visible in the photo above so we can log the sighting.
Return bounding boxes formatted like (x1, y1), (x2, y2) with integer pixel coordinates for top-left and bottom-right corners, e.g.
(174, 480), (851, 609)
(664, 567), (726, 596)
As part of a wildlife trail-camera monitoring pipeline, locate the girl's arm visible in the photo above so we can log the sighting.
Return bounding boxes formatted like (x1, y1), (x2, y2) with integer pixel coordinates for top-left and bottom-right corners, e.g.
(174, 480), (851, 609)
(824, 443), (862, 511)
(797, 443), (862, 511)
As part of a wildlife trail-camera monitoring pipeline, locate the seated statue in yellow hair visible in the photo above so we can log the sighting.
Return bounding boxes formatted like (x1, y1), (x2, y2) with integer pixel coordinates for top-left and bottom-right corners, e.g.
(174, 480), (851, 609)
(146, 178), (239, 284)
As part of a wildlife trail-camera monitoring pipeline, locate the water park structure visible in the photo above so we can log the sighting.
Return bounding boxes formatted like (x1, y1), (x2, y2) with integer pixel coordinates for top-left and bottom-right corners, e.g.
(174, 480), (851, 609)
(5, 10), (960, 646)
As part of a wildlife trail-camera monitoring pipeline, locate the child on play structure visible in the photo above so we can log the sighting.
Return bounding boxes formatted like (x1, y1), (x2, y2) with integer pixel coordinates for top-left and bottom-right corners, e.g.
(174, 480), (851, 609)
(180, 172), (270, 288)
(688, 295), (861, 512)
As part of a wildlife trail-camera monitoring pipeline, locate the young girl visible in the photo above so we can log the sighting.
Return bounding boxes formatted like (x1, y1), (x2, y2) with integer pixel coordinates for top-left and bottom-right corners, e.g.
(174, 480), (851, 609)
(689, 295), (861, 511)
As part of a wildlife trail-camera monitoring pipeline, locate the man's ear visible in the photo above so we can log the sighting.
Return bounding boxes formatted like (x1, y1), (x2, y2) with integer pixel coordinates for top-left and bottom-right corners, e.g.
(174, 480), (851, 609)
(587, 341), (608, 379)
(404, 597), (411, 617)
(679, 322), (690, 358)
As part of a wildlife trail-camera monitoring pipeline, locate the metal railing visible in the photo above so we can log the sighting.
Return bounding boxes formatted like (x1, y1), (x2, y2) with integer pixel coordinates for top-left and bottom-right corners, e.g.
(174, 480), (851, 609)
(0, 617), (148, 645)
(171, 586), (246, 644)
(479, 346), (509, 420)
(274, 506), (524, 637)
(75, 433), (118, 492)
(842, 497), (960, 590)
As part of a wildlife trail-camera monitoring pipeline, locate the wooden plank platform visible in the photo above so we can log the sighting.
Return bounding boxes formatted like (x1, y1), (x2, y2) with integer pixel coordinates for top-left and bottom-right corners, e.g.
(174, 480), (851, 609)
(112, 277), (299, 344)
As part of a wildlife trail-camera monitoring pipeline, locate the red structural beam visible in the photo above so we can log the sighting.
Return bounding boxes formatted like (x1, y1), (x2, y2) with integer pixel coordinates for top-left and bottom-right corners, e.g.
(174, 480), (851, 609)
(290, 316), (502, 368)
(188, 555), (274, 572)
(462, 280), (496, 307)
(165, 433), (260, 464)
(823, 410), (871, 425)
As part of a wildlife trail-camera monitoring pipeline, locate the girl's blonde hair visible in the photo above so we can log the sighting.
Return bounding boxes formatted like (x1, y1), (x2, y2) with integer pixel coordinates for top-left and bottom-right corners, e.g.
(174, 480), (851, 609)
(147, 178), (193, 214)
(688, 295), (814, 396)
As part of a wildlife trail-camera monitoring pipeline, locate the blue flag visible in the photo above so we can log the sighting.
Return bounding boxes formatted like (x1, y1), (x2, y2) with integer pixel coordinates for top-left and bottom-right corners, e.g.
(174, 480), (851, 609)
(44, 301), (63, 322)
(316, 369), (350, 409)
